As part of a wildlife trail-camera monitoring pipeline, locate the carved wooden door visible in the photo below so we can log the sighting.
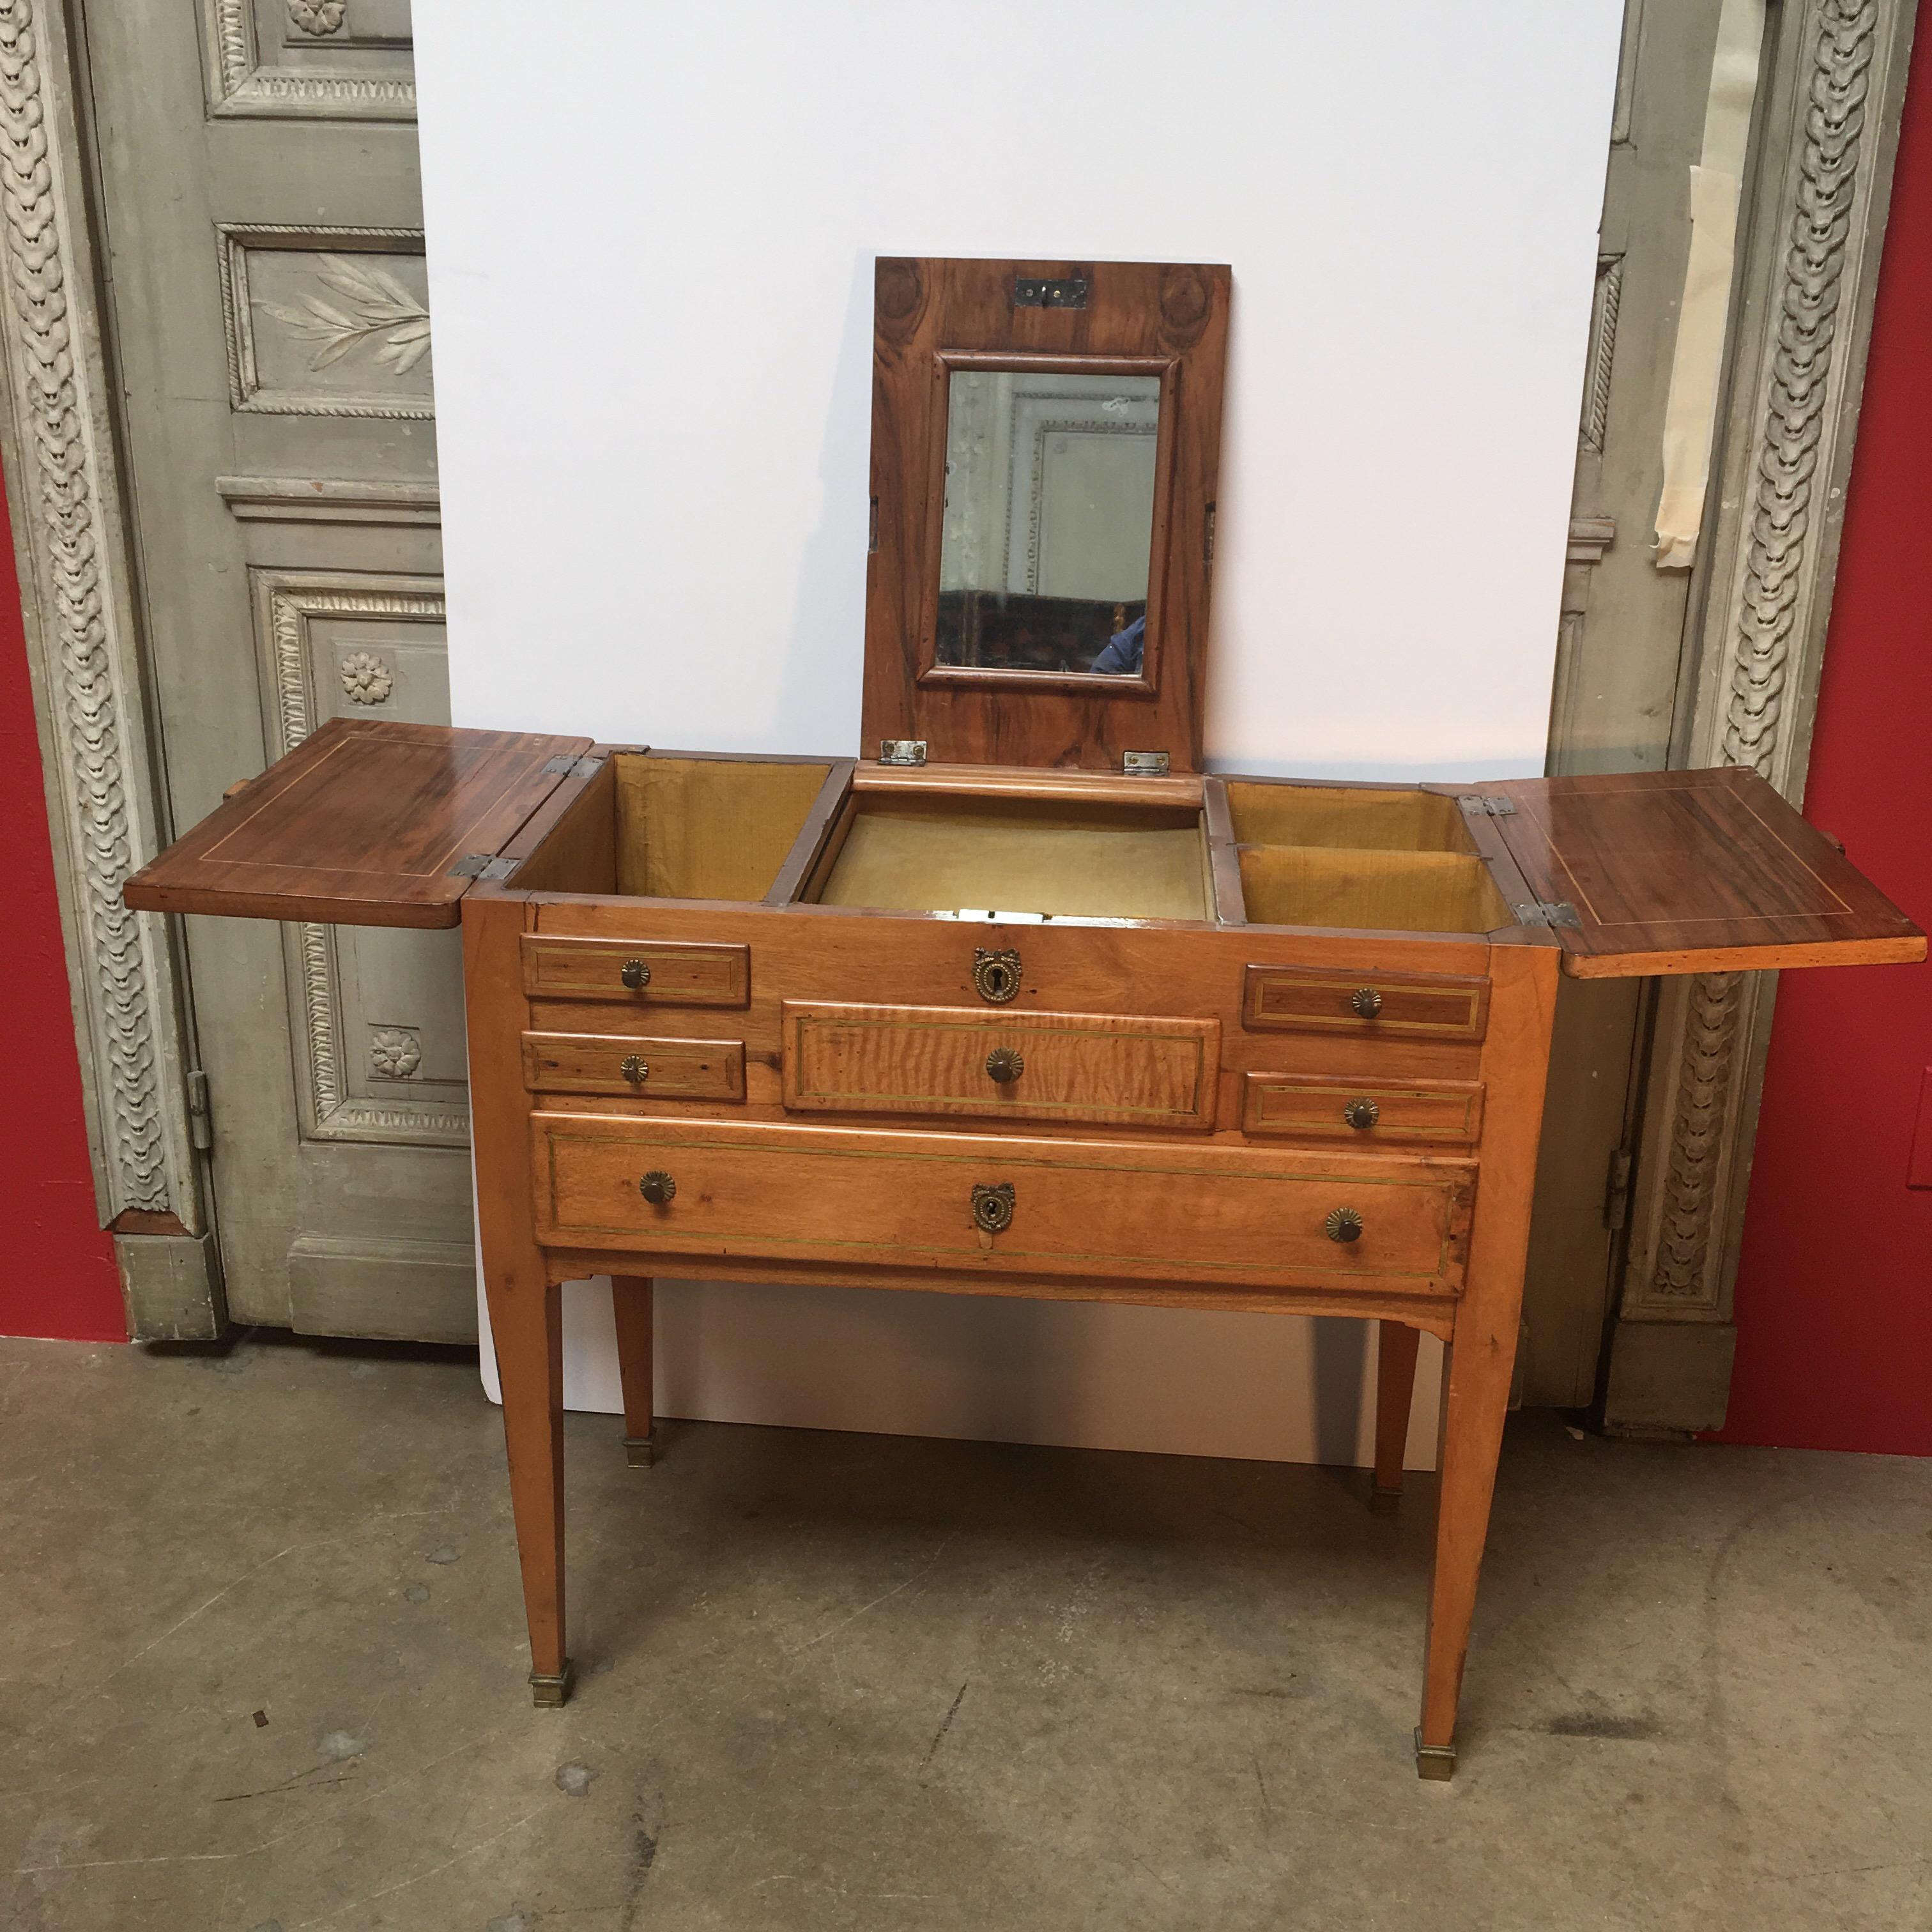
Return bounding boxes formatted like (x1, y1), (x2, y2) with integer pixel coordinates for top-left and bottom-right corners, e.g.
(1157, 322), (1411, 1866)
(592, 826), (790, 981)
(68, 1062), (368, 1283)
(81, 2), (474, 1338)
(1519, 0), (1737, 1404)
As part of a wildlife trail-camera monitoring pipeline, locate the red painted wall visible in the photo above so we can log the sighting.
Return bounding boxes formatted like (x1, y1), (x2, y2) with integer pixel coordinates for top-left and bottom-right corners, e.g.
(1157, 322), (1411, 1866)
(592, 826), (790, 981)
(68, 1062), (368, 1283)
(0, 459), (126, 1341)
(1715, 12), (1932, 1454)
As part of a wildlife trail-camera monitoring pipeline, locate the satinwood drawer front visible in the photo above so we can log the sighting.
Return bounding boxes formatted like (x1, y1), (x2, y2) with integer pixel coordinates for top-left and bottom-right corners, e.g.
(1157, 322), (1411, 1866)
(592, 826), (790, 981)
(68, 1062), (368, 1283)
(522, 1032), (746, 1101)
(1243, 1072), (1483, 1145)
(532, 1115), (1474, 1296)
(1243, 964), (1489, 1043)
(521, 935), (749, 1006)
(781, 1002), (1220, 1132)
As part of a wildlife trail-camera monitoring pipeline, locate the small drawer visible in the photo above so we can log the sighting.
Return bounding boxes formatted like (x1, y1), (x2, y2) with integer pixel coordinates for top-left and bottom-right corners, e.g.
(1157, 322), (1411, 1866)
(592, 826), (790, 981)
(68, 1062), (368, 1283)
(1243, 964), (1489, 1043)
(1243, 1073), (1483, 1145)
(522, 1031), (746, 1101)
(521, 935), (749, 1006)
(782, 1001), (1220, 1132)
(532, 1114), (1474, 1297)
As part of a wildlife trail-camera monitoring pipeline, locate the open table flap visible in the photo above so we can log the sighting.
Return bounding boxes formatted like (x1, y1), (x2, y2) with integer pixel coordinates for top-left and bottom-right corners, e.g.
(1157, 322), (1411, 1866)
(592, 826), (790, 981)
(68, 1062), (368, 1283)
(1480, 767), (1924, 977)
(123, 718), (594, 929)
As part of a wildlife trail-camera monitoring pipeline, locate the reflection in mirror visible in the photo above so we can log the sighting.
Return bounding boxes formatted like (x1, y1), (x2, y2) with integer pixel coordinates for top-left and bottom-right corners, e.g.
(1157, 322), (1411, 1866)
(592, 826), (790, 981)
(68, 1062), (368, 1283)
(936, 369), (1160, 675)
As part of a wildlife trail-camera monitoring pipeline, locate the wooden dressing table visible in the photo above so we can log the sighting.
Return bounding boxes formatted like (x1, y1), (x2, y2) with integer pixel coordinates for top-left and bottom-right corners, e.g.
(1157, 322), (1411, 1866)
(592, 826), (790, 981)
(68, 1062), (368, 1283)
(126, 259), (1923, 1777)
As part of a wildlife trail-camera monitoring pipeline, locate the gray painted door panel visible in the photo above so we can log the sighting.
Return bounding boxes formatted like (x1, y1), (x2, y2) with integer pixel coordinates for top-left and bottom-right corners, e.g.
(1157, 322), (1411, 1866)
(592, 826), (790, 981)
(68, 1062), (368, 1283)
(85, 0), (474, 1340)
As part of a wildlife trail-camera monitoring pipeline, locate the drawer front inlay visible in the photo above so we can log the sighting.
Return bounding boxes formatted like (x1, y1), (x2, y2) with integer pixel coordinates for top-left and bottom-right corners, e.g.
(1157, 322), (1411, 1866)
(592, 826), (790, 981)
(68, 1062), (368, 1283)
(782, 1001), (1220, 1131)
(532, 1114), (1473, 1295)
(522, 1032), (746, 1101)
(1243, 965), (1489, 1042)
(521, 935), (749, 1006)
(1243, 1073), (1483, 1144)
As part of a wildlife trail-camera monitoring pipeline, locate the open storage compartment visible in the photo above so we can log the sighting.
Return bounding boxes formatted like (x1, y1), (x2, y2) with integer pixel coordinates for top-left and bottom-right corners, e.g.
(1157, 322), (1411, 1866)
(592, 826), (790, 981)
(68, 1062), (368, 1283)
(1225, 781), (1509, 935)
(806, 790), (1212, 922)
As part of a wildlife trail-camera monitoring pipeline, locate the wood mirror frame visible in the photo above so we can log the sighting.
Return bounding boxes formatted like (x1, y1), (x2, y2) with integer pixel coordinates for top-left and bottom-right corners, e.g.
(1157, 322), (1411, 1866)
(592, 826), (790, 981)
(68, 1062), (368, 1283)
(862, 256), (1230, 776)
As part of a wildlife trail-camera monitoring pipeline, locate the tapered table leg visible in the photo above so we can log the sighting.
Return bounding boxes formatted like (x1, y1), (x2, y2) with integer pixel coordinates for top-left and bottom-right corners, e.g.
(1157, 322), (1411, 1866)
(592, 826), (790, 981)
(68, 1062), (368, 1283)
(1372, 1320), (1420, 1514)
(611, 1275), (656, 1467)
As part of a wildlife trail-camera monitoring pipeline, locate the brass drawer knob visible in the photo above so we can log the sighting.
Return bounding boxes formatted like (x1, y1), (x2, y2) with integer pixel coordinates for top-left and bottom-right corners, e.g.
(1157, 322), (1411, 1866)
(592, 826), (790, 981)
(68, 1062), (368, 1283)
(971, 1182), (1015, 1234)
(985, 1046), (1024, 1084)
(620, 958), (652, 991)
(1342, 1098), (1380, 1131)
(638, 1170), (677, 1206)
(1324, 1206), (1364, 1244)
(620, 1055), (648, 1085)
(972, 947), (1022, 1004)
(1350, 986), (1383, 1020)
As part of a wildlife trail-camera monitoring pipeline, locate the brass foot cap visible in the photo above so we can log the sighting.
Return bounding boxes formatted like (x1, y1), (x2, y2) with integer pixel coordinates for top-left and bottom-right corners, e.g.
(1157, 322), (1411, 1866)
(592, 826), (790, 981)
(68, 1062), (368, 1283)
(1370, 1484), (1402, 1517)
(623, 1432), (656, 1469)
(529, 1660), (576, 1708)
(1414, 1730), (1456, 1781)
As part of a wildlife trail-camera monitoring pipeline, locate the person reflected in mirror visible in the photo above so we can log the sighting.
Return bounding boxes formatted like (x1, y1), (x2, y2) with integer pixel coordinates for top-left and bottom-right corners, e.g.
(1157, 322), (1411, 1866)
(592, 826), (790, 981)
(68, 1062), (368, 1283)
(1091, 612), (1145, 675)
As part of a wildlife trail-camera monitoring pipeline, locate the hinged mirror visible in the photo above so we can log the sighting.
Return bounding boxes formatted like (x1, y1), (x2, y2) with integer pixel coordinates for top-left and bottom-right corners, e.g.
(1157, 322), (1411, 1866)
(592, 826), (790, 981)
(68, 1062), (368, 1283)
(862, 257), (1230, 775)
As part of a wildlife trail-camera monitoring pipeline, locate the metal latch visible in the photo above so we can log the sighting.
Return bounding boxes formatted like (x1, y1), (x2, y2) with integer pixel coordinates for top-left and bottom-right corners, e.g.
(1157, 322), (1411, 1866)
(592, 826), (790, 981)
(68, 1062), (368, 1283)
(1122, 750), (1170, 777)
(186, 1068), (213, 1152)
(1604, 1144), (1634, 1231)
(1013, 277), (1087, 309)
(542, 754), (604, 779)
(1459, 793), (1518, 816)
(1512, 899), (1582, 929)
(878, 740), (928, 765)
(448, 852), (519, 881)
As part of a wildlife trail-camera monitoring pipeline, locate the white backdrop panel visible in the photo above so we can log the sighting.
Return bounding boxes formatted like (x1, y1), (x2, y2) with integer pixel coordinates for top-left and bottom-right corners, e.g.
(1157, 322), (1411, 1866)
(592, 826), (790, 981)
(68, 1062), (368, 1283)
(417, 0), (1621, 1462)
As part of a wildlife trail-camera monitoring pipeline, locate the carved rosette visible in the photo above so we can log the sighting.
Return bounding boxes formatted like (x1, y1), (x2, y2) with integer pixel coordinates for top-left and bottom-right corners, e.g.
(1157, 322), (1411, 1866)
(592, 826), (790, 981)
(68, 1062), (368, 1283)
(369, 1028), (422, 1080)
(1621, 0), (1901, 1332)
(340, 650), (393, 703)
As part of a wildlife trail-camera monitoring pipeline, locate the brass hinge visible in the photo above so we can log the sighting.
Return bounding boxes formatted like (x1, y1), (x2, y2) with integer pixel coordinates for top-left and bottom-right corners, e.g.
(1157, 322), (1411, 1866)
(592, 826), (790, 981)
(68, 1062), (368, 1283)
(1013, 276), (1087, 309)
(1512, 898), (1582, 929)
(448, 852), (519, 881)
(1458, 793), (1518, 816)
(542, 753), (604, 779)
(1604, 1144), (1634, 1231)
(186, 1069), (213, 1152)
(878, 739), (928, 765)
(1122, 750), (1170, 777)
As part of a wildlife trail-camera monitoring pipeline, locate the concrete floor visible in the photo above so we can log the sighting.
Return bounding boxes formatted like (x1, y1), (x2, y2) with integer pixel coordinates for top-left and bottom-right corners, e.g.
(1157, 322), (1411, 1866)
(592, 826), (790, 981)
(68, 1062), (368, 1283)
(0, 1335), (1926, 1932)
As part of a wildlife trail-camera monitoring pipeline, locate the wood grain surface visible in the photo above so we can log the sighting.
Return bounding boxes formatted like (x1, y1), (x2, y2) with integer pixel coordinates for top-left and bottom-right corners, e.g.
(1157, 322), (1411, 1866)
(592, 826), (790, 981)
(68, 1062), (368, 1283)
(123, 717), (589, 926)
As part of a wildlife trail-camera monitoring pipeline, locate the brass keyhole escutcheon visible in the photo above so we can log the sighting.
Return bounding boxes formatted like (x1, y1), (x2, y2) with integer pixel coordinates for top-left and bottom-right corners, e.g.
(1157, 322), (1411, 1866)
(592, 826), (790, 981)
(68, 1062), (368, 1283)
(1350, 986), (1383, 1020)
(621, 958), (652, 991)
(985, 1046), (1024, 1084)
(638, 1170), (677, 1206)
(1342, 1098), (1380, 1131)
(972, 947), (1022, 1004)
(620, 1055), (648, 1085)
(971, 1182), (1016, 1235)
(1324, 1206), (1364, 1244)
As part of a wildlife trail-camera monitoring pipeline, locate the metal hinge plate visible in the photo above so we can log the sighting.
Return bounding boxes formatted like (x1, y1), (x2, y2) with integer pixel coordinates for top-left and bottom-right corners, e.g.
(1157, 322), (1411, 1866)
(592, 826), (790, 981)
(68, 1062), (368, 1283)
(1604, 1144), (1634, 1231)
(1512, 898), (1582, 930)
(449, 852), (520, 881)
(1458, 793), (1518, 816)
(187, 1068), (213, 1152)
(1014, 276), (1087, 309)
(542, 753), (604, 779)
(1123, 750), (1170, 777)
(878, 740), (928, 765)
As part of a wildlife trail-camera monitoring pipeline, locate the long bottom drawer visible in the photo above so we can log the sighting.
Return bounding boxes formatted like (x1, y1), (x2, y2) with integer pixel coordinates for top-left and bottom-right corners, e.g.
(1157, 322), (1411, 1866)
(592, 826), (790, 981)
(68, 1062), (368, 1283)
(532, 1114), (1475, 1296)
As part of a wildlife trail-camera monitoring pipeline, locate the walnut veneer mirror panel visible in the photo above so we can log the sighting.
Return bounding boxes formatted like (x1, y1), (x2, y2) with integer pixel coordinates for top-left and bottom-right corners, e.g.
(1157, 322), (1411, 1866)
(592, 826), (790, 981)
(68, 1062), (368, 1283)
(864, 257), (1230, 774)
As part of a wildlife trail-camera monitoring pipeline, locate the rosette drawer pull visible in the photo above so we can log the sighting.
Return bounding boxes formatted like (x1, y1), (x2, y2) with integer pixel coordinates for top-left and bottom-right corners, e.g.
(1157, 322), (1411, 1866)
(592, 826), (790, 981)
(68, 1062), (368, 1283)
(1324, 1207), (1364, 1244)
(638, 1170), (677, 1206)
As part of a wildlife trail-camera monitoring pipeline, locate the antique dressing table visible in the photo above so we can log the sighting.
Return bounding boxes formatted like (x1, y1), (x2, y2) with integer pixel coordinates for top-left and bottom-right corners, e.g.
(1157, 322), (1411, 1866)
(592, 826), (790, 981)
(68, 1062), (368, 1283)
(125, 259), (1923, 1778)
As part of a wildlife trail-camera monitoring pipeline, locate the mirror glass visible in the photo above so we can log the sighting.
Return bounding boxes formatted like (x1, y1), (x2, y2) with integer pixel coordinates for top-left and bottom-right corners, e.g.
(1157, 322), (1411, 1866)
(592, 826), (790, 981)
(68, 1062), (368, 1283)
(935, 368), (1161, 675)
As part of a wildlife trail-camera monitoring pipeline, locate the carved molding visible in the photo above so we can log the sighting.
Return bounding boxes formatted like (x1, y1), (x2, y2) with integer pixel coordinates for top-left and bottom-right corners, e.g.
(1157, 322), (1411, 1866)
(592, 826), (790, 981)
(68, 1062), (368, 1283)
(204, 1), (415, 121)
(0, 0), (198, 1228)
(217, 225), (432, 419)
(1614, 0), (1912, 1345)
(216, 474), (441, 525)
(256, 570), (467, 1146)
(1580, 256), (1623, 455)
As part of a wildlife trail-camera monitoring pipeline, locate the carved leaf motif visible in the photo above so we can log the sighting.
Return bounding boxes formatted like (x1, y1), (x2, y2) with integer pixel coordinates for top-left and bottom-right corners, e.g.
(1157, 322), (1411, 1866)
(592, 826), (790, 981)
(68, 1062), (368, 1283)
(260, 255), (432, 378)
(288, 0), (348, 34)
